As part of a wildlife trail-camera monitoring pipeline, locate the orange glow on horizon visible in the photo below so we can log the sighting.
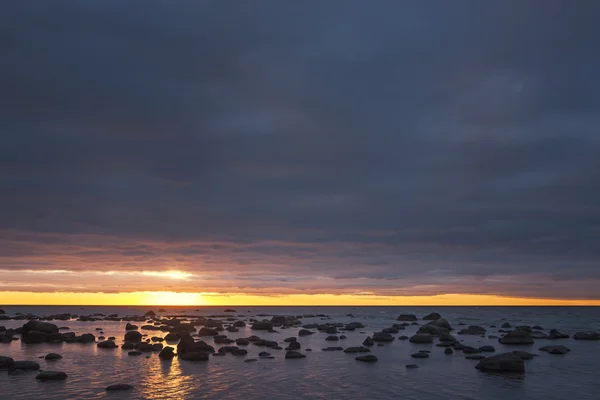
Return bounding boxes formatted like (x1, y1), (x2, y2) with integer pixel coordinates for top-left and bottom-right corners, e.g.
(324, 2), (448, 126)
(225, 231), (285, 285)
(0, 291), (599, 306)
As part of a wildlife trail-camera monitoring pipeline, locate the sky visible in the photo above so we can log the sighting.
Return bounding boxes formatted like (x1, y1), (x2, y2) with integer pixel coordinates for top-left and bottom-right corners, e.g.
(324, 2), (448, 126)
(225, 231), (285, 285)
(1, 1), (600, 306)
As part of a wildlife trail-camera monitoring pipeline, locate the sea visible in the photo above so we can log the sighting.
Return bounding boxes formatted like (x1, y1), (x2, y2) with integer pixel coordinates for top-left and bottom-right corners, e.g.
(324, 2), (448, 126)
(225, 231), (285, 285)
(1, 306), (599, 400)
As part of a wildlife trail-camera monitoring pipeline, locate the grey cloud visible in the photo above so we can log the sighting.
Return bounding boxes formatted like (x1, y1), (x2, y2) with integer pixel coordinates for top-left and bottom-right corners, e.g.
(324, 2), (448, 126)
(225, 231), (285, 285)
(1, 1), (600, 298)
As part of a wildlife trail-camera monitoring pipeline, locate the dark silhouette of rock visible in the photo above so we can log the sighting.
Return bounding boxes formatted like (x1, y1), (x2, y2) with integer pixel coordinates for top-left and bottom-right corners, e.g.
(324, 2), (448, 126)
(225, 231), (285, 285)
(0, 356), (15, 369)
(343, 346), (370, 353)
(362, 337), (374, 346)
(463, 346), (481, 354)
(124, 331), (142, 343)
(125, 323), (138, 330)
(573, 331), (600, 340)
(159, 346), (175, 360)
(36, 371), (67, 381)
(44, 353), (63, 360)
(179, 352), (209, 361)
(355, 355), (377, 362)
(128, 351), (142, 356)
(198, 327), (219, 336)
(411, 352), (429, 358)
(445, 348), (454, 355)
(501, 322), (512, 329)
(76, 333), (95, 343)
(458, 325), (486, 335)
(466, 355), (486, 360)
(479, 346), (495, 352)
(251, 321), (273, 331)
(499, 330), (534, 345)
(475, 352), (525, 373)
(322, 347), (344, 351)
(406, 364), (419, 368)
(97, 340), (118, 349)
(145, 310), (156, 317)
(10, 361), (40, 370)
(548, 329), (569, 339)
(285, 351), (306, 359)
(372, 332), (394, 342)
(236, 338), (250, 346)
(423, 312), (442, 320)
(539, 345), (570, 354)
(106, 384), (134, 391)
(325, 335), (339, 341)
(298, 329), (313, 336)
(409, 333), (433, 343)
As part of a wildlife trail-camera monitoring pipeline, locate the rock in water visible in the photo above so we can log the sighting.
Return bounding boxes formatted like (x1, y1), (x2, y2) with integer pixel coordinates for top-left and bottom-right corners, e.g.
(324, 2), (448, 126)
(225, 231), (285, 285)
(343, 346), (370, 354)
(363, 337), (374, 346)
(409, 333), (433, 343)
(406, 364), (419, 369)
(498, 330), (534, 345)
(44, 353), (63, 360)
(0, 356), (15, 369)
(539, 345), (570, 355)
(355, 355), (378, 362)
(159, 346), (175, 360)
(124, 331), (142, 343)
(125, 323), (138, 330)
(106, 384), (134, 391)
(372, 332), (394, 342)
(444, 348), (454, 355)
(10, 361), (40, 370)
(285, 351), (306, 359)
(573, 331), (600, 340)
(179, 352), (209, 361)
(475, 352), (525, 373)
(423, 312), (442, 320)
(97, 340), (118, 349)
(411, 352), (429, 358)
(36, 371), (67, 381)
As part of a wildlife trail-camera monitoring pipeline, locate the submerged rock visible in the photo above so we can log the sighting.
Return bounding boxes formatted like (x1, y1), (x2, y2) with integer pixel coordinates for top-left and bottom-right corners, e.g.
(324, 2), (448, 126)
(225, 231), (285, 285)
(475, 352), (525, 373)
(406, 364), (419, 369)
(36, 371), (67, 381)
(355, 355), (378, 362)
(106, 384), (134, 391)
(539, 345), (570, 354)
(444, 348), (454, 355)
(343, 346), (370, 353)
(411, 352), (429, 358)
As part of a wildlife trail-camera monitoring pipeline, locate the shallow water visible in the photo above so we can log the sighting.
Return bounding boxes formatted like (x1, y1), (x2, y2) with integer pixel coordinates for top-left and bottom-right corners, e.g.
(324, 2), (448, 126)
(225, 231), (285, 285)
(1, 306), (599, 400)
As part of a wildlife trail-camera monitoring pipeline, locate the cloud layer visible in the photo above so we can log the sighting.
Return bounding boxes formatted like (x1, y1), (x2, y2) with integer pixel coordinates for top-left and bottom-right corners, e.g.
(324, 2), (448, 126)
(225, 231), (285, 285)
(1, 1), (599, 299)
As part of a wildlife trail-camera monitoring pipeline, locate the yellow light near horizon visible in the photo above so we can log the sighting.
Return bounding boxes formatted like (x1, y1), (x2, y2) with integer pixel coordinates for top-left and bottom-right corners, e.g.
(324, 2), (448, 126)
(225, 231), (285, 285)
(1, 291), (600, 306)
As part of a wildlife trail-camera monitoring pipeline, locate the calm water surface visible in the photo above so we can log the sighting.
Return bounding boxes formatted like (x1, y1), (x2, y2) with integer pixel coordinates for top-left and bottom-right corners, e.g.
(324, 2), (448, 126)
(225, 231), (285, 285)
(1, 306), (599, 399)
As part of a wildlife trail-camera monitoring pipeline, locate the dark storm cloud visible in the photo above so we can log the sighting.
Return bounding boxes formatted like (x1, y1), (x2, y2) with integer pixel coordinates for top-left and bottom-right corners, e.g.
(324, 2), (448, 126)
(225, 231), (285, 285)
(1, 1), (600, 298)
